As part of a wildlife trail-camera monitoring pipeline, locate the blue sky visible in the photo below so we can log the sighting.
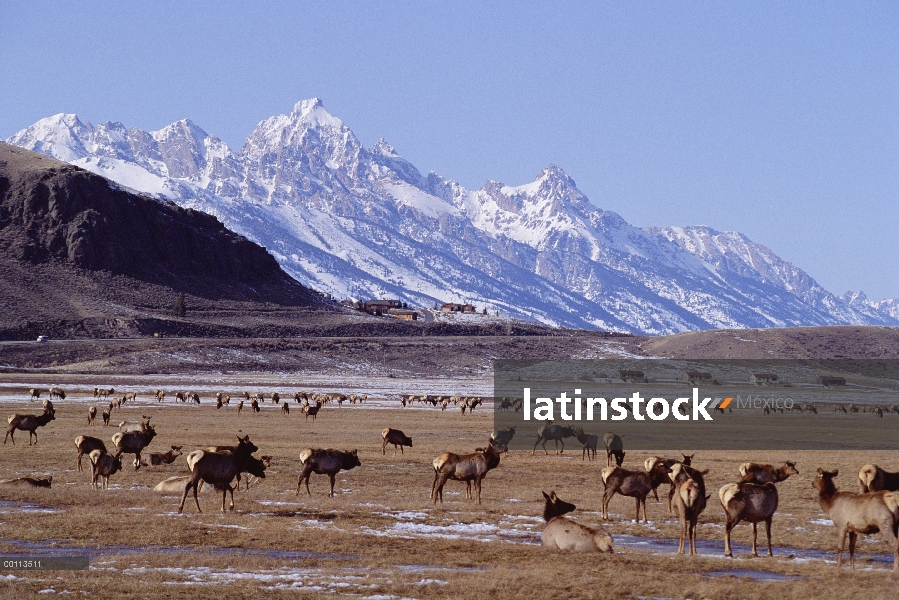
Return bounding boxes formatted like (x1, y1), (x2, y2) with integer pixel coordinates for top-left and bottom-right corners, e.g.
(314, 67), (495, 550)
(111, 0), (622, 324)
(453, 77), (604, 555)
(2, 2), (897, 299)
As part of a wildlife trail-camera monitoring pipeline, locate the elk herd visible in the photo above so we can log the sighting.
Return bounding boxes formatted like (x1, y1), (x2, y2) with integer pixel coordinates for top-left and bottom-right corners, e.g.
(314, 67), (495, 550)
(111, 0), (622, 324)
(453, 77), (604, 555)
(5, 386), (899, 573)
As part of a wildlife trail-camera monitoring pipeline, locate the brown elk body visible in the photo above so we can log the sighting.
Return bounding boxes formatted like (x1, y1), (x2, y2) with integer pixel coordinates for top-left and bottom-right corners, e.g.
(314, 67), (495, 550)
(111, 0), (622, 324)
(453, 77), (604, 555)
(149, 446), (183, 465)
(112, 425), (157, 470)
(674, 477), (708, 555)
(431, 444), (501, 505)
(296, 448), (360, 497)
(75, 435), (107, 471)
(739, 461), (798, 484)
(5, 412), (56, 445)
(89, 449), (122, 490)
(573, 427), (598, 461)
(0, 476), (52, 488)
(87, 406), (97, 425)
(178, 435), (265, 513)
(532, 422), (575, 455)
(814, 468), (899, 571)
(720, 481), (779, 557)
(858, 464), (899, 493)
(541, 491), (614, 553)
(601, 461), (670, 523)
(602, 432), (625, 467)
(381, 428), (412, 455)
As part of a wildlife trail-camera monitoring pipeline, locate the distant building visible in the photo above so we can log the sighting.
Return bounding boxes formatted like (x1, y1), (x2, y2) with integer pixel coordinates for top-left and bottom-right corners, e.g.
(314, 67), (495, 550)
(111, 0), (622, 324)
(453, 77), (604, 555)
(682, 371), (713, 384)
(820, 375), (847, 387)
(388, 308), (419, 321)
(617, 370), (645, 383)
(441, 303), (477, 314)
(750, 373), (779, 385)
(361, 299), (403, 316)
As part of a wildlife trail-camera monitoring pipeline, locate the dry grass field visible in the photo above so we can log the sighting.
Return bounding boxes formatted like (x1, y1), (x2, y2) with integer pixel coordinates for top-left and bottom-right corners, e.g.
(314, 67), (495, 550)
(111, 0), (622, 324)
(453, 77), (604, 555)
(1, 376), (899, 599)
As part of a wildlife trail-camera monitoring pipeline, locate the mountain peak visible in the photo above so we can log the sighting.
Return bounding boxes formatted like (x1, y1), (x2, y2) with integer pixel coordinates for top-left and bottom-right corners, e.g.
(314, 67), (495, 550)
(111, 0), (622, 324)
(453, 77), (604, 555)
(288, 98), (343, 129)
(537, 164), (573, 184)
(371, 138), (398, 158)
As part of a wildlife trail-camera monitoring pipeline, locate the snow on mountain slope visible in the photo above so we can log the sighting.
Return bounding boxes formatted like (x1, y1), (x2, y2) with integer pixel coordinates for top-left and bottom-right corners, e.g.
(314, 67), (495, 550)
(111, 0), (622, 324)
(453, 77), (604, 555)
(9, 100), (898, 333)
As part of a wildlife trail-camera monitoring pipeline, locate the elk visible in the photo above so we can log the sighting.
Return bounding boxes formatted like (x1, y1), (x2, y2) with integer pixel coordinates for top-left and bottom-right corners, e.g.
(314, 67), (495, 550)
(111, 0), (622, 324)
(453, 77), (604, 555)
(296, 448), (360, 497)
(5, 412), (56, 445)
(541, 491), (614, 553)
(532, 421), (576, 455)
(834, 404), (848, 414)
(600, 461), (671, 523)
(101, 408), (111, 426)
(155, 476), (208, 494)
(237, 400), (244, 415)
(603, 432), (625, 467)
(48, 387), (65, 400)
(251, 398), (260, 413)
(804, 404), (818, 414)
(149, 446), (183, 465)
(381, 428), (412, 455)
(155, 389), (165, 402)
(122, 392), (137, 403)
(572, 427), (598, 461)
(813, 468), (899, 571)
(42, 399), (54, 415)
(179, 435), (265, 513)
(174, 392), (185, 402)
(858, 464), (899, 493)
(75, 435), (107, 471)
(118, 416), (152, 433)
(271, 392), (281, 404)
(89, 449), (122, 490)
(665, 461), (704, 513)
(85, 406), (97, 425)
(675, 476), (708, 555)
(490, 426), (516, 455)
(645, 455), (693, 505)
(431, 444), (501, 505)
(112, 425), (157, 470)
(304, 400), (322, 421)
(0, 476), (52, 488)
(719, 481), (778, 557)
(29, 388), (41, 401)
(739, 461), (798, 484)
(281, 401), (290, 415)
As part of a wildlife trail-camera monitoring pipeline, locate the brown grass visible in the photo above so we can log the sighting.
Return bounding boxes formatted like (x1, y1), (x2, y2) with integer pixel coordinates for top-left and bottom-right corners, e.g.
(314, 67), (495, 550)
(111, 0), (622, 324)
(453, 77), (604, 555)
(2, 379), (899, 598)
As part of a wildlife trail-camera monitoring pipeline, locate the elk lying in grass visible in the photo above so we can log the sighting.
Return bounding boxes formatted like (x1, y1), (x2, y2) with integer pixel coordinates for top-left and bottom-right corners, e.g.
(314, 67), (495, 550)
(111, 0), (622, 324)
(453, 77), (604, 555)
(179, 435), (265, 513)
(0, 476), (52, 488)
(89, 449), (122, 490)
(112, 424), (157, 470)
(814, 468), (899, 571)
(601, 461), (671, 523)
(739, 461), (798, 484)
(532, 422), (575, 455)
(674, 476), (708, 555)
(603, 432), (624, 467)
(297, 448), (360, 497)
(154, 476), (209, 494)
(4, 412), (56, 445)
(858, 464), (899, 493)
(720, 481), (778, 557)
(149, 446), (183, 465)
(541, 491), (614, 553)
(118, 416), (152, 433)
(381, 428), (412, 455)
(572, 427), (598, 461)
(432, 443), (501, 505)
(75, 435), (107, 471)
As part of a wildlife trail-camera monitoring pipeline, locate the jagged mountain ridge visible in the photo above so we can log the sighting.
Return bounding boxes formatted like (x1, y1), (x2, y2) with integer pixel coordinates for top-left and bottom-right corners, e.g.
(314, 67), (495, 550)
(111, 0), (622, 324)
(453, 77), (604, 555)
(8, 99), (898, 333)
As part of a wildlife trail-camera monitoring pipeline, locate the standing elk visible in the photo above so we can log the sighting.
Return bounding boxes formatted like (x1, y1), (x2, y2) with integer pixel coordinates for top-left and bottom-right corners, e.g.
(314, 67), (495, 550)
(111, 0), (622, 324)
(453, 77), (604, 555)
(603, 432), (625, 467)
(541, 491), (614, 553)
(490, 426), (516, 455)
(271, 392), (280, 404)
(858, 464), (899, 493)
(674, 476), (708, 555)
(29, 388), (41, 401)
(87, 406), (97, 425)
(5, 412), (56, 445)
(48, 387), (65, 400)
(75, 435), (107, 471)
(304, 400), (322, 421)
(381, 428), (412, 455)
(251, 399), (260, 413)
(112, 425), (156, 470)
(237, 401), (244, 415)
(281, 401), (290, 415)
(601, 461), (671, 523)
(645, 455), (693, 506)
(572, 427), (598, 461)
(155, 389), (165, 402)
(720, 481), (778, 557)
(813, 468), (899, 571)
(665, 461), (703, 513)
(89, 449), (122, 490)
(739, 461), (798, 484)
(296, 448), (360, 497)
(431, 444), (501, 505)
(532, 421), (576, 455)
(101, 408), (111, 426)
(42, 399), (54, 415)
(178, 435), (266, 513)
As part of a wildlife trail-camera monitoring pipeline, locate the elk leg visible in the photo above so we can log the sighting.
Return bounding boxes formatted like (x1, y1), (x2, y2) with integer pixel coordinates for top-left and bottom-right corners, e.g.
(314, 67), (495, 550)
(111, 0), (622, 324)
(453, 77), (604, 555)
(848, 531), (857, 569)
(678, 517), (687, 554)
(475, 477), (482, 505)
(836, 527), (847, 567)
(382, 439), (387, 455)
(328, 473), (336, 497)
(635, 496), (641, 522)
(178, 480), (192, 513)
(724, 519), (734, 557)
(601, 490), (613, 520)
(765, 517), (773, 557)
(751, 522), (758, 556)
(3, 428), (12, 444)
(228, 484), (235, 511)
(691, 519), (698, 555)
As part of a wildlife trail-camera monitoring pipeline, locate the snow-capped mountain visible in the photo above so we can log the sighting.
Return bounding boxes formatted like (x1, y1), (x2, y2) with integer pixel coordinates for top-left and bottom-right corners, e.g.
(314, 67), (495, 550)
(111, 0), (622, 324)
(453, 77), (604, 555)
(8, 99), (898, 333)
